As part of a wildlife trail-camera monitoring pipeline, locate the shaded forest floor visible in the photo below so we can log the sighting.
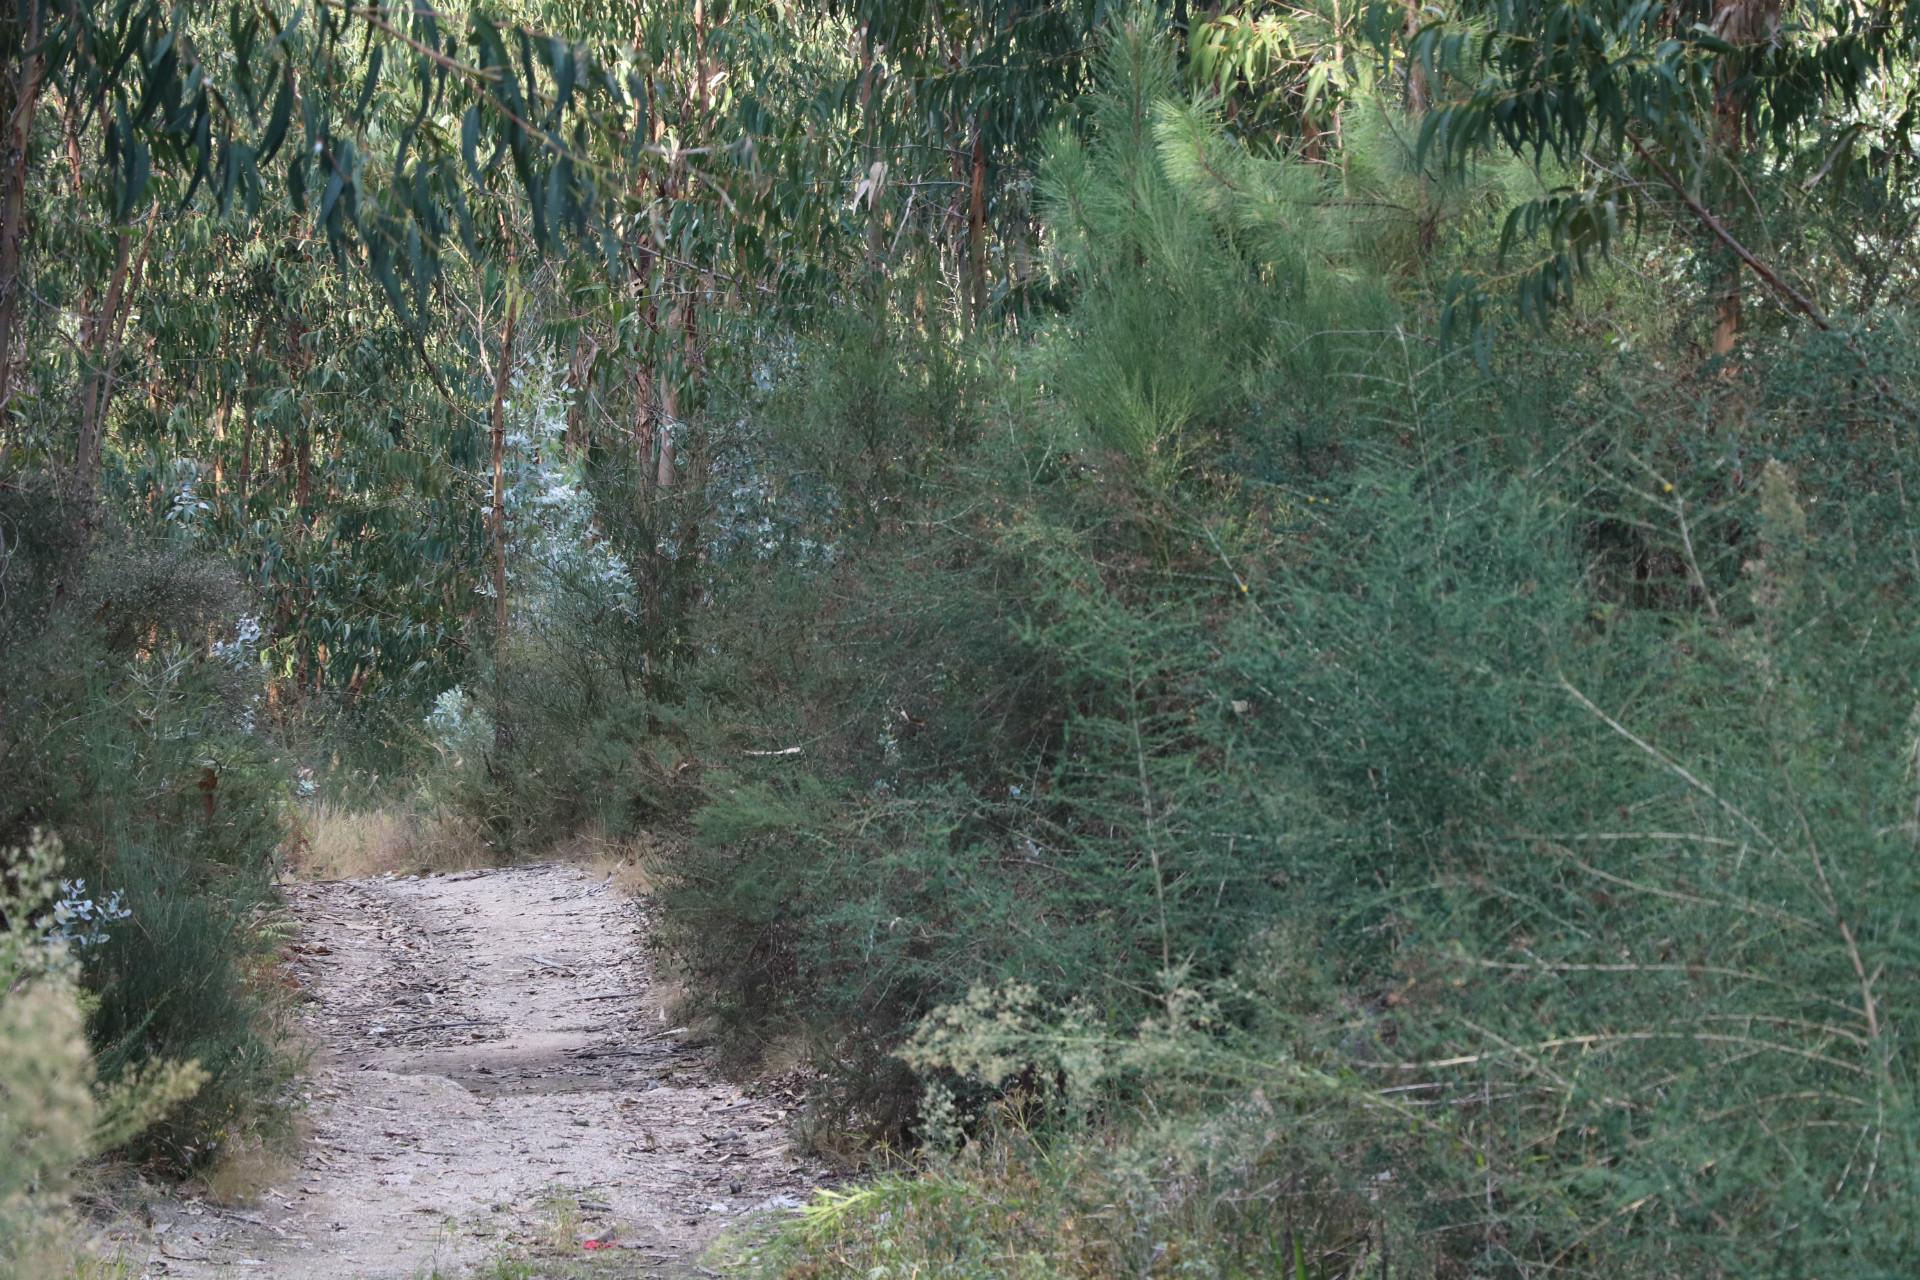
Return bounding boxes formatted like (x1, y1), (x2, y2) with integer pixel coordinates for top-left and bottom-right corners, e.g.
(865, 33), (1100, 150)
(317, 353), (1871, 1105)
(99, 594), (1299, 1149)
(111, 863), (818, 1278)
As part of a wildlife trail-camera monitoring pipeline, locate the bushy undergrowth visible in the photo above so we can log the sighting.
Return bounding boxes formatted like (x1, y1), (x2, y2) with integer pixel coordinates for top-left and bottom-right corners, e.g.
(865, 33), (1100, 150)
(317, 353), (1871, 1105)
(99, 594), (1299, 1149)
(0, 497), (294, 1172)
(1, 835), (208, 1278)
(417, 361), (694, 854)
(643, 30), (1920, 1280)
(324, 22), (1920, 1277)
(730, 1105), (1389, 1279)
(702, 325), (1920, 1278)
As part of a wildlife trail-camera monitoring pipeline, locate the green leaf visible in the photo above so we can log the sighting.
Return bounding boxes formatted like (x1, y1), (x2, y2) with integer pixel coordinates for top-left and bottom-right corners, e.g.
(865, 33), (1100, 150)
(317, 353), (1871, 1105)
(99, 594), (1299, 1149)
(462, 105), (482, 181)
(288, 146), (308, 212)
(124, 138), (152, 219)
(1303, 62), (1330, 114)
(552, 38), (576, 111)
(320, 167), (346, 229)
(356, 44), (384, 121)
(259, 65), (295, 163)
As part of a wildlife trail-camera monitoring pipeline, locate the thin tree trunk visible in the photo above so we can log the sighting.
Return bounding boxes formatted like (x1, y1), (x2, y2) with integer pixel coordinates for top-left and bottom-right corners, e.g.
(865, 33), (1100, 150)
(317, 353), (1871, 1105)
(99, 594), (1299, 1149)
(967, 119), (988, 325)
(1708, 0), (1783, 355)
(631, 12), (663, 499)
(273, 318), (311, 534)
(218, 312), (271, 502)
(295, 420), (312, 515)
(212, 395), (230, 496)
(1404, 0), (1428, 115)
(1711, 75), (1745, 357)
(669, 404), (707, 621)
(859, 26), (885, 278)
(72, 230), (132, 488)
(657, 0), (711, 492)
(634, 310), (657, 494)
(0, 2), (46, 422)
(238, 400), (254, 508)
(565, 329), (595, 453)
(489, 267), (520, 655)
(72, 206), (153, 498)
(656, 323), (679, 489)
(677, 290), (703, 482)
(1406, 0), (1434, 252)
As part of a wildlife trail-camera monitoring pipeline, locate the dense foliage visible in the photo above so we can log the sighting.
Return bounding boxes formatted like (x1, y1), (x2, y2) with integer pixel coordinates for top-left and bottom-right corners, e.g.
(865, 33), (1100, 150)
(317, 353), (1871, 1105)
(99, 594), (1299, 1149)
(4, 0), (1919, 1275)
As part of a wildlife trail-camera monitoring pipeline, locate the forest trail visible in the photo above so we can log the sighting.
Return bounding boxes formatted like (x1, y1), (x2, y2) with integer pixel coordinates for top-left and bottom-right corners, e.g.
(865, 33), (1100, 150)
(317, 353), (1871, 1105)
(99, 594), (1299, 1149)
(143, 863), (815, 1278)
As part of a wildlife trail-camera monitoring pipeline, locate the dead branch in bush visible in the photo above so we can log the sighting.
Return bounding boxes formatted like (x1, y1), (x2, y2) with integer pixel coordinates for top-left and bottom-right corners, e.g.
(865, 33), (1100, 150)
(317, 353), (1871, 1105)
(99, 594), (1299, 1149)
(1467, 958), (1868, 1018)
(1786, 792), (1885, 1050)
(1361, 1030), (1871, 1077)
(1558, 677), (1773, 846)
(1501, 838), (1818, 931)
(1629, 137), (1830, 330)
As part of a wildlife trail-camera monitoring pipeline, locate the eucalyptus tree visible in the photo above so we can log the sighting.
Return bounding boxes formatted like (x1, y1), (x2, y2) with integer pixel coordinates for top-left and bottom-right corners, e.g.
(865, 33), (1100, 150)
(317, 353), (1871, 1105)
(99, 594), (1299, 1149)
(0, 1), (692, 719)
(829, 0), (1119, 325)
(1186, 2), (1368, 153)
(795, 3), (1353, 328)
(1390, 0), (1920, 336)
(0, 2), (630, 505)
(1, 0), (1353, 717)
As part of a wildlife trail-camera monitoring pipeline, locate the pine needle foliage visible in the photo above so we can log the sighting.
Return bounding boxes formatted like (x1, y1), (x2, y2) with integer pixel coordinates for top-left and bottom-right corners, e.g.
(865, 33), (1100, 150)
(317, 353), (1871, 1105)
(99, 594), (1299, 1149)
(1038, 24), (1394, 475)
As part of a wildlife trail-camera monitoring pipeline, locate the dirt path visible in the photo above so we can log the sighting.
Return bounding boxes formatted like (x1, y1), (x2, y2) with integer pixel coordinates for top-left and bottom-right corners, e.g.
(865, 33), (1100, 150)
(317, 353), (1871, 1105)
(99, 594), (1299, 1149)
(141, 864), (815, 1278)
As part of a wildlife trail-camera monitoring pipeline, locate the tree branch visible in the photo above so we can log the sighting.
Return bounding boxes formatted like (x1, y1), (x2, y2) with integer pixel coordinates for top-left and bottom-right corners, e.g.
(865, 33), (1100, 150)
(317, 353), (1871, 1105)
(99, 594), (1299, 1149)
(1629, 135), (1829, 330)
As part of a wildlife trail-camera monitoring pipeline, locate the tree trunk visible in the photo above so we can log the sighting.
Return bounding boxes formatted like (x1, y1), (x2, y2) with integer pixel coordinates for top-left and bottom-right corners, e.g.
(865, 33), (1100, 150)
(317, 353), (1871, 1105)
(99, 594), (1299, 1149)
(1711, 73), (1745, 356)
(295, 420), (312, 515)
(71, 229), (132, 489)
(631, 11), (663, 498)
(656, 323), (679, 489)
(489, 276), (520, 656)
(859, 26), (885, 278)
(656, 0), (712, 492)
(72, 207), (153, 500)
(212, 395), (230, 497)
(1708, 0), (1783, 355)
(1406, 0), (1435, 253)
(1404, 0), (1429, 116)
(218, 312), (271, 502)
(238, 400), (254, 508)
(0, 2), (46, 423)
(634, 311), (657, 494)
(565, 329), (596, 454)
(967, 120), (988, 326)
(668, 404), (708, 622)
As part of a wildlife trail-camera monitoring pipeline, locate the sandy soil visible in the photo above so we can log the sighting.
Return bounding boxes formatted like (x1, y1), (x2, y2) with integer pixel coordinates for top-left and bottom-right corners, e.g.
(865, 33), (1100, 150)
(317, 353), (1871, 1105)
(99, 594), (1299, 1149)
(131, 863), (816, 1278)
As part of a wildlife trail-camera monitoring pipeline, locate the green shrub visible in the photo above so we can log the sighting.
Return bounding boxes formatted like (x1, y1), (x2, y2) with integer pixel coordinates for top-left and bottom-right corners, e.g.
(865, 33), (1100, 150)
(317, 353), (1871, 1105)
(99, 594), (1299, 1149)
(83, 838), (293, 1168)
(718, 359), (1920, 1271)
(1, 834), (206, 1277)
(655, 23), (1920, 1277)
(654, 22), (1415, 1137)
(734, 1111), (1399, 1280)
(759, 291), (986, 536)
(1, 514), (294, 1172)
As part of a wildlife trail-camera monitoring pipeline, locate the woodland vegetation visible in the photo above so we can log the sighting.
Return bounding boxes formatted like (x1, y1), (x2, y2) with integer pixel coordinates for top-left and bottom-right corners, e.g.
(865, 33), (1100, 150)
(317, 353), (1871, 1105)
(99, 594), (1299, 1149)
(3, 0), (1920, 1275)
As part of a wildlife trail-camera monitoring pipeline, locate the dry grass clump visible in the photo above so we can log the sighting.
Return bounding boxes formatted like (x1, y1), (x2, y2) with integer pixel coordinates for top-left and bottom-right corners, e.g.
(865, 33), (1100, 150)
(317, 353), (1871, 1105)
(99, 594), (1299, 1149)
(196, 1136), (300, 1207)
(292, 806), (678, 890)
(291, 804), (489, 880)
(553, 824), (679, 899)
